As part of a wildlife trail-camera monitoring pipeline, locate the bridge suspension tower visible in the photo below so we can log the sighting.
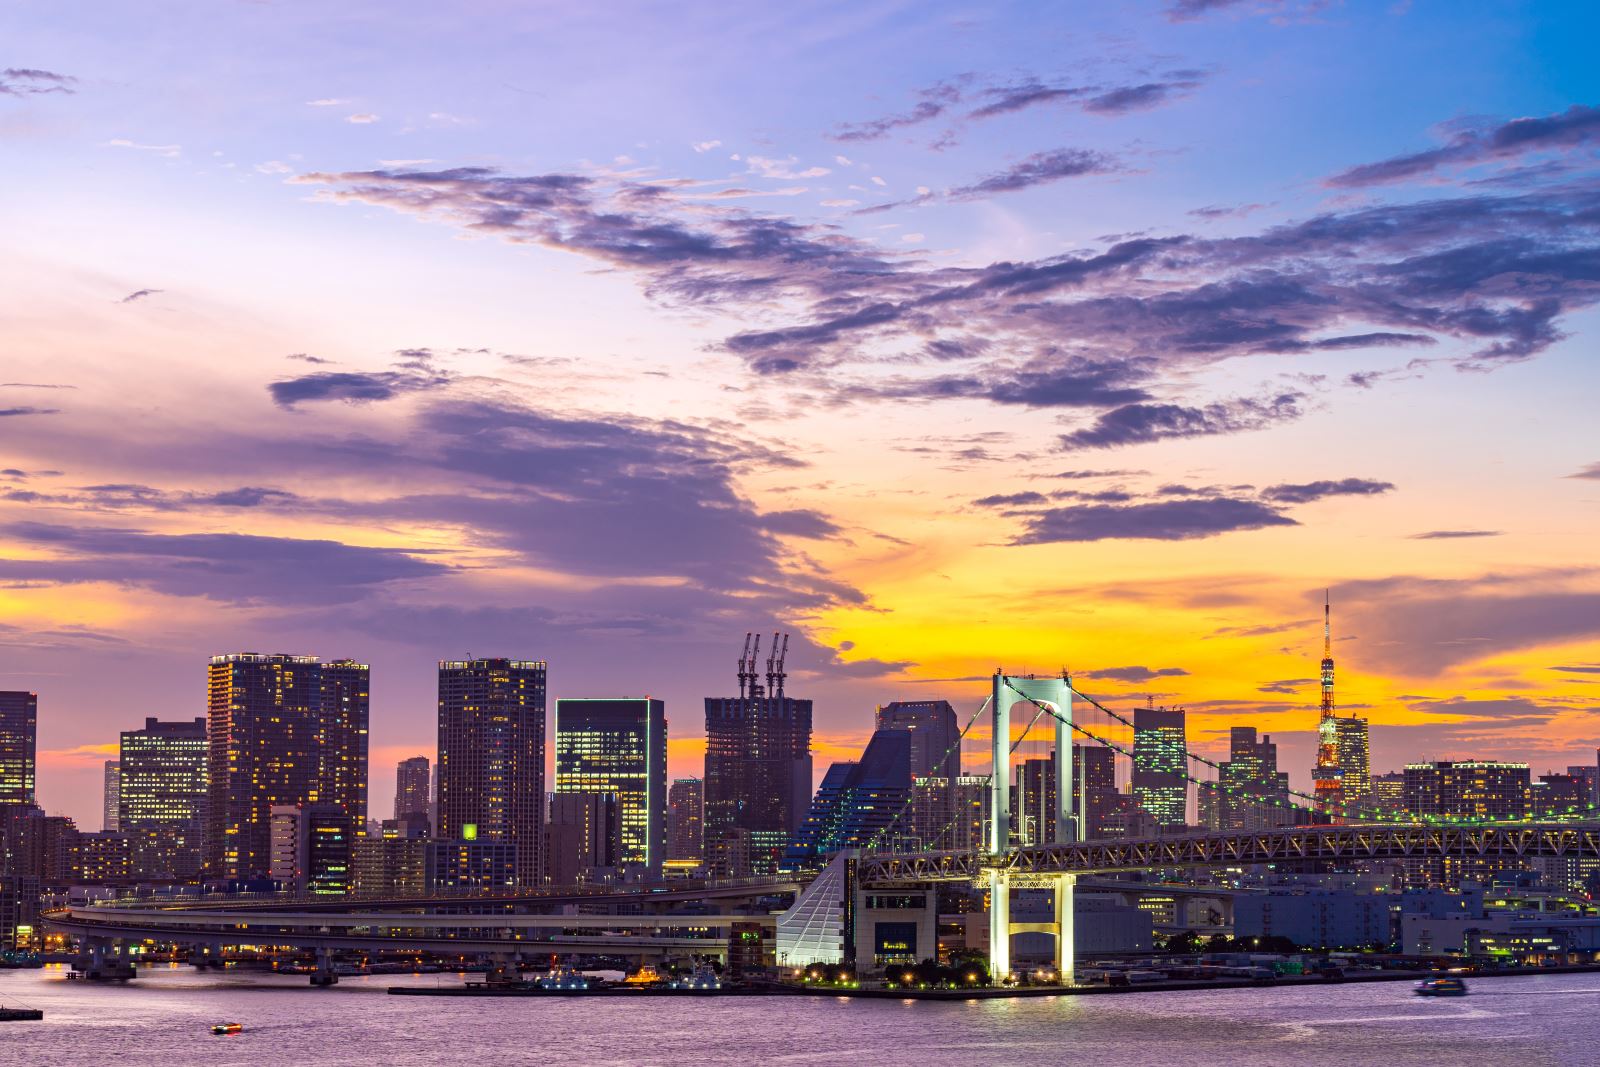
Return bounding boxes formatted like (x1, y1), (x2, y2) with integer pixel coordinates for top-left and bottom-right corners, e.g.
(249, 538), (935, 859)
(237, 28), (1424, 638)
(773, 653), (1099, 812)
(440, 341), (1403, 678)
(988, 670), (1076, 982)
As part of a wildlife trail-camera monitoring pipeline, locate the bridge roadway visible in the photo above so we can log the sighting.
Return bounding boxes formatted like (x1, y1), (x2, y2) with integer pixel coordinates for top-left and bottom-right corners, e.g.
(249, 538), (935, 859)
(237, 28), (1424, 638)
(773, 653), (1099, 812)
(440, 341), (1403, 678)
(858, 822), (1600, 884)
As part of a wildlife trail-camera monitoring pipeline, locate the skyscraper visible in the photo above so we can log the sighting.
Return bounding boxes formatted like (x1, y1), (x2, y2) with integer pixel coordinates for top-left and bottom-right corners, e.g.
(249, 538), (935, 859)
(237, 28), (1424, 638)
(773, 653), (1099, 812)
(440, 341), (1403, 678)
(268, 802), (353, 895)
(544, 791), (620, 884)
(1218, 727), (1292, 830)
(352, 815), (429, 896)
(205, 654), (369, 880)
(1014, 756), (1057, 845)
(704, 633), (812, 876)
(783, 728), (911, 869)
(874, 700), (959, 780)
(436, 658), (546, 887)
(0, 691), (37, 808)
(1371, 771), (1406, 815)
(1073, 743), (1117, 839)
(394, 755), (431, 823)
(553, 697), (667, 874)
(119, 717), (208, 881)
(102, 761), (120, 832)
(319, 659), (371, 829)
(907, 774), (989, 851)
(1132, 705), (1187, 828)
(1402, 761), (1531, 887)
(667, 777), (704, 863)
(1332, 716), (1371, 811)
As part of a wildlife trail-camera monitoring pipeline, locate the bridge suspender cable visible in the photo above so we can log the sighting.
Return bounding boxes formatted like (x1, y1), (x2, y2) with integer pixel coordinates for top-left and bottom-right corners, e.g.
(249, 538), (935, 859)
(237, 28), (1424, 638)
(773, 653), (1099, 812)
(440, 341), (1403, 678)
(1060, 680), (1600, 825)
(1007, 677), (1600, 828)
(861, 696), (991, 853)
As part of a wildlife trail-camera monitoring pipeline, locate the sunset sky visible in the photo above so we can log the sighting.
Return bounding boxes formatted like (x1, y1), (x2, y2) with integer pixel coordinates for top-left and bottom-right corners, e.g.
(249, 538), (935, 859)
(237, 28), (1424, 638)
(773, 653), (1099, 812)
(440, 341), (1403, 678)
(4, 0), (1599, 827)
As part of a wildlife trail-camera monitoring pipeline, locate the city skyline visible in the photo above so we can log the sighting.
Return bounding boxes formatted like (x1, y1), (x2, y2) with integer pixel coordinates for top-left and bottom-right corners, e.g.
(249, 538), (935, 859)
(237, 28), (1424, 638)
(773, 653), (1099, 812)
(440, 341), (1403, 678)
(5, 1), (1600, 832)
(12, 613), (1600, 831)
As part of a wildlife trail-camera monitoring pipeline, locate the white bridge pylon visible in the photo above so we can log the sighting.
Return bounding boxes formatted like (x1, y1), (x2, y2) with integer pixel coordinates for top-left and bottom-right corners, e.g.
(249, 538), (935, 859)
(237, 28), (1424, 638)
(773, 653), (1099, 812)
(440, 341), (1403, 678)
(989, 670), (1076, 982)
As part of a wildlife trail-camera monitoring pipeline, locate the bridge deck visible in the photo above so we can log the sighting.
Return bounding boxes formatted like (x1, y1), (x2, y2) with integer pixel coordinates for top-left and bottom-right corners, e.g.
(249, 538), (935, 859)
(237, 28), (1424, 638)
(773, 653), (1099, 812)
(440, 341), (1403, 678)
(860, 823), (1600, 883)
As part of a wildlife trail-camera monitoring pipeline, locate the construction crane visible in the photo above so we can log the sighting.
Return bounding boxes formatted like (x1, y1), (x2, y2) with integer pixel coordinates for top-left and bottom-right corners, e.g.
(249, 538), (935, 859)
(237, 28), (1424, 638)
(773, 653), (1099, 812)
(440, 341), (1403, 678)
(771, 633), (789, 698)
(764, 631), (779, 698)
(737, 633), (753, 699)
(747, 632), (764, 698)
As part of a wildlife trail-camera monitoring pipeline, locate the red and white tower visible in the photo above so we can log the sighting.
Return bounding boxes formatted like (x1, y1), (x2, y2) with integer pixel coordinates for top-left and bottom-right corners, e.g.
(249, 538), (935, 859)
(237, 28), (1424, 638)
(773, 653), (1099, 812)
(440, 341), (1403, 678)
(1312, 591), (1344, 820)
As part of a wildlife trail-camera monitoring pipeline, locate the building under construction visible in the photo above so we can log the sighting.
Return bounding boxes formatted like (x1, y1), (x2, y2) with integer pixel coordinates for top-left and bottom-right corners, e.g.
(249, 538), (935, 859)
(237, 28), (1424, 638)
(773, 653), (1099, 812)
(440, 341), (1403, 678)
(702, 633), (813, 877)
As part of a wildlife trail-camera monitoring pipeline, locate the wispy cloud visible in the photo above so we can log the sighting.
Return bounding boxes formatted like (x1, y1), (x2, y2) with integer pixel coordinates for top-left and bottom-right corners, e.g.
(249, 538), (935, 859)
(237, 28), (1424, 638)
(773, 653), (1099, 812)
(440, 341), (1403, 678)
(1329, 105), (1600, 188)
(0, 67), (76, 97)
(105, 138), (180, 157)
(1014, 497), (1298, 544)
(1059, 394), (1304, 451)
(1410, 529), (1502, 540)
(1259, 477), (1395, 505)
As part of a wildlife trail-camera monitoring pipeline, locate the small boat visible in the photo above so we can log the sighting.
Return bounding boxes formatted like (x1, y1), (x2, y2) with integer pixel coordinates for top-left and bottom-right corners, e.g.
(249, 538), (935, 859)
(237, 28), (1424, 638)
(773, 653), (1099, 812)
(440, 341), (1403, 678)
(622, 964), (663, 987)
(536, 965), (592, 991)
(668, 962), (722, 991)
(211, 1022), (245, 1035)
(0, 1007), (45, 1022)
(1414, 977), (1468, 997)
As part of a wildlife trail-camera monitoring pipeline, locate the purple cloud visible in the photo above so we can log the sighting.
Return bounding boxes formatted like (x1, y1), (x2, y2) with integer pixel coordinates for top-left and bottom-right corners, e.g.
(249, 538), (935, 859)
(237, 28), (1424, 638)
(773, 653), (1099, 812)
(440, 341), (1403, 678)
(1014, 497), (1297, 543)
(0, 68), (76, 97)
(0, 521), (447, 604)
(1084, 81), (1199, 115)
(1329, 105), (1600, 188)
(1080, 665), (1191, 682)
(966, 83), (1089, 120)
(1409, 529), (1502, 540)
(1059, 394), (1303, 450)
(1336, 572), (1600, 675)
(1259, 478), (1395, 504)
(1567, 462), (1600, 480)
(830, 81), (964, 142)
(301, 161), (1600, 410)
(973, 491), (1049, 507)
(949, 148), (1120, 197)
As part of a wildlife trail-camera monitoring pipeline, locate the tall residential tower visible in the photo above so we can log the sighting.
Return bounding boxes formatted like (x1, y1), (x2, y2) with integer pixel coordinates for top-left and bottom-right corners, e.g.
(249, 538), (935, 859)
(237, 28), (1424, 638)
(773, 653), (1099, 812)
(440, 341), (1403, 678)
(205, 654), (369, 880)
(0, 691), (37, 808)
(436, 658), (546, 887)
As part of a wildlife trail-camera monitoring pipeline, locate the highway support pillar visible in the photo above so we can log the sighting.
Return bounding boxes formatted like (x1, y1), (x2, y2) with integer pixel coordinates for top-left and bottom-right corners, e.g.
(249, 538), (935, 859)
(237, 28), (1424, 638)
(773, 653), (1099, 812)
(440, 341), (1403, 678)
(310, 947), (338, 987)
(81, 936), (137, 981)
(486, 954), (521, 988)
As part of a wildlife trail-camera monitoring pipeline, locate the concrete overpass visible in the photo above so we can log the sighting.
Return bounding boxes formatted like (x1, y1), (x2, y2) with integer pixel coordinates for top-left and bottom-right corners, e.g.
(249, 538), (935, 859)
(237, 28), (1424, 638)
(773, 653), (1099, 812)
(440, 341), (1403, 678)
(43, 888), (792, 983)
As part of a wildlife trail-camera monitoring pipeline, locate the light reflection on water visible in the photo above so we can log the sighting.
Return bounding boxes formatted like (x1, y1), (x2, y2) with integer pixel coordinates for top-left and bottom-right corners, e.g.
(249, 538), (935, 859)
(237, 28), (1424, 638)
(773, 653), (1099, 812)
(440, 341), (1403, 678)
(2, 966), (1597, 1066)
